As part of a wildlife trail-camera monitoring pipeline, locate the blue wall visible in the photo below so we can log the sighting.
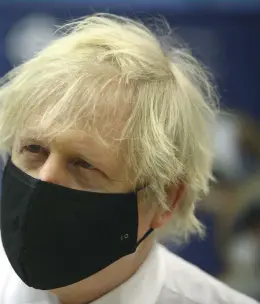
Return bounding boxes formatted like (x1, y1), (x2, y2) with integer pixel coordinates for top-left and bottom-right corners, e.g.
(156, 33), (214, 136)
(0, 3), (259, 117)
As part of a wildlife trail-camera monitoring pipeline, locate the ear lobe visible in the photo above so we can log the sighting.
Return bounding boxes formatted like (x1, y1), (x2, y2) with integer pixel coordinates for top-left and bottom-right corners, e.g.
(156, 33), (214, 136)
(150, 183), (185, 230)
(151, 209), (173, 229)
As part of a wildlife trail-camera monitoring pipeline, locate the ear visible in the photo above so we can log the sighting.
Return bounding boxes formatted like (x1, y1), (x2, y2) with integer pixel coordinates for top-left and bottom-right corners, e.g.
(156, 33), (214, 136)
(151, 183), (185, 229)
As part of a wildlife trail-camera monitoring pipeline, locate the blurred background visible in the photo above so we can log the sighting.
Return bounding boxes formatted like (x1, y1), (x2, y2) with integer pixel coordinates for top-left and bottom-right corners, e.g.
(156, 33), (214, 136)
(0, 0), (259, 301)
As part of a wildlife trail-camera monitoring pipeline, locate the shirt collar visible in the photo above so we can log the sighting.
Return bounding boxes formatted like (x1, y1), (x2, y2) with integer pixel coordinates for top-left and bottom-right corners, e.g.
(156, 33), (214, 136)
(91, 243), (165, 304)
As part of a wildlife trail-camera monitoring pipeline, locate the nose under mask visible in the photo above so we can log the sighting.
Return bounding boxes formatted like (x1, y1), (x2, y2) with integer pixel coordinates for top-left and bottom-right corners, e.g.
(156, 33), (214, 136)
(0, 159), (153, 290)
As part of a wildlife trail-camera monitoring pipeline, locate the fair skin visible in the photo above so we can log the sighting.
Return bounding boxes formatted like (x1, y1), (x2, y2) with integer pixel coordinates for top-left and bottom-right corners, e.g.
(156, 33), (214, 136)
(11, 126), (183, 304)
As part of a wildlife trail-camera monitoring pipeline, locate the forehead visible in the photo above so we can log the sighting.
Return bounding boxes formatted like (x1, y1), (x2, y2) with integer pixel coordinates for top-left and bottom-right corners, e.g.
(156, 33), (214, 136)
(12, 75), (133, 177)
(16, 81), (131, 144)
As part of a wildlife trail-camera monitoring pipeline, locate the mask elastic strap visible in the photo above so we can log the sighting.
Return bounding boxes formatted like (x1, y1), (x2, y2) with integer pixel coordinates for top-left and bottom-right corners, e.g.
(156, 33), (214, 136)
(137, 228), (154, 247)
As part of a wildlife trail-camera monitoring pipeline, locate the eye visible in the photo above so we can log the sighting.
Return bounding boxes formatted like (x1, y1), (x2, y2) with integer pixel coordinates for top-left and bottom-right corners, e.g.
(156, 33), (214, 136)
(72, 159), (96, 170)
(23, 144), (46, 154)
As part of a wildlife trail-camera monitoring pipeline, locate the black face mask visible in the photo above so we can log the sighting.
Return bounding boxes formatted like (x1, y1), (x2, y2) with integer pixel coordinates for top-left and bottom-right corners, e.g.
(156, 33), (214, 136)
(0, 159), (153, 290)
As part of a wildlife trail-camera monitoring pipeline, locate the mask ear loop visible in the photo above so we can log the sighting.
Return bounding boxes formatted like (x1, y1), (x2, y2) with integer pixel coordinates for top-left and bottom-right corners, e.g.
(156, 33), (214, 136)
(137, 228), (154, 247)
(134, 184), (154, 247)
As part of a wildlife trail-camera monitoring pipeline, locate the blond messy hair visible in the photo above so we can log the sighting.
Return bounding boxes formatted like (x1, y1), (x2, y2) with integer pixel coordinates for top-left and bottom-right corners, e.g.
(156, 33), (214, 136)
(0, 14), (218, 240)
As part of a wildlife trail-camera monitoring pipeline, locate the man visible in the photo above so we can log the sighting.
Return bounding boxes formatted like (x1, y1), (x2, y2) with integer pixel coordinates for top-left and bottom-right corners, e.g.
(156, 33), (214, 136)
(0, 13), (257, 304)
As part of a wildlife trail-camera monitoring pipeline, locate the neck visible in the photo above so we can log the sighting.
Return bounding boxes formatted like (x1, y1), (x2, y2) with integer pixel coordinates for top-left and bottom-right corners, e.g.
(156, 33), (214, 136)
(52, 238), (154, 304)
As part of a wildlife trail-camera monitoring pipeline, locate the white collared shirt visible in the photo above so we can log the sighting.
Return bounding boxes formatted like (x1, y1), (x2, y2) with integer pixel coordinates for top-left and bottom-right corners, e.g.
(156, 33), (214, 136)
(0, 239), (258, 304)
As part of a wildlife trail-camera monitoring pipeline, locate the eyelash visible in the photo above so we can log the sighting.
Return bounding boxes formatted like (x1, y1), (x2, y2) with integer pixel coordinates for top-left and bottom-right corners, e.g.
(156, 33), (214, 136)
(23, 144), (47, 155)
(71, 159), (96, 170)
(21, 144), (96, 170)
